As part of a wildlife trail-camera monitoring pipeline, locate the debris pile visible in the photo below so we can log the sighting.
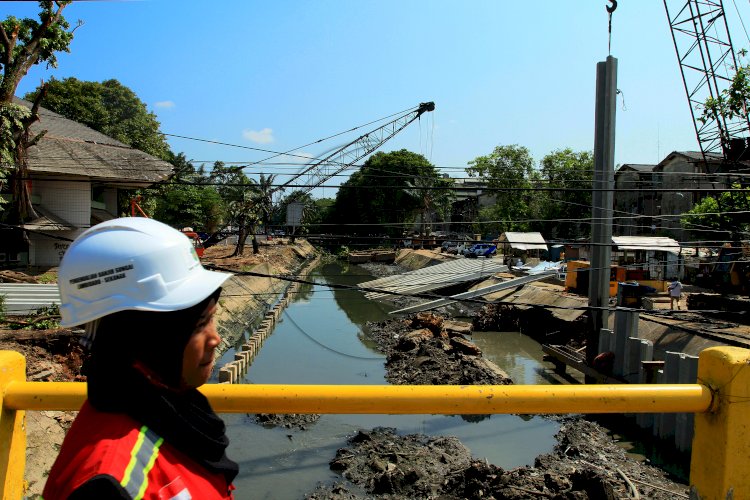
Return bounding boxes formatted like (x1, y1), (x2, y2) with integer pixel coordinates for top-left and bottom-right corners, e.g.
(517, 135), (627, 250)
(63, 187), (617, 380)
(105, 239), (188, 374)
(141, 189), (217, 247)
(366, 312), (513, 386)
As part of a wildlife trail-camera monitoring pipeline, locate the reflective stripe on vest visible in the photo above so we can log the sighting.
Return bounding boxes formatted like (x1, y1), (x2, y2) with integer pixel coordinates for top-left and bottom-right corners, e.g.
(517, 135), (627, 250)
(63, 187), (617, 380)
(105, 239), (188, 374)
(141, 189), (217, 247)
(120, 425), (164, 499)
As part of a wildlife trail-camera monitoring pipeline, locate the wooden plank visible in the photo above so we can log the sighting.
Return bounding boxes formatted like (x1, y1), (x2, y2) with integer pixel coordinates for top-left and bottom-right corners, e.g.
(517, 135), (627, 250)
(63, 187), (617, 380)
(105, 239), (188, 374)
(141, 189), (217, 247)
(542, 344), (623, 383)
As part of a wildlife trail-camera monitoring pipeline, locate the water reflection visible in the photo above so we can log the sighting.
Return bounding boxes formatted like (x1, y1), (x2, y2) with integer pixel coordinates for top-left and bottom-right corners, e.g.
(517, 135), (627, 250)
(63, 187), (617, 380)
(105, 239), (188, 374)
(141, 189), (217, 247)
(224, 262), (560, 499)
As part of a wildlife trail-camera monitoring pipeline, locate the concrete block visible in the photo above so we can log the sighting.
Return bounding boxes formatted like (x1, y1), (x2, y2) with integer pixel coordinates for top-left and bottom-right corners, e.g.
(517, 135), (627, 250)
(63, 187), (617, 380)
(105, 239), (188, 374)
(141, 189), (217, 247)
(598, 328), (614, 354)
(624, 337), (643, 383)
(658, 351), (683, 440)
(676, 353), (699, 452)
(219, 367), (232, 384)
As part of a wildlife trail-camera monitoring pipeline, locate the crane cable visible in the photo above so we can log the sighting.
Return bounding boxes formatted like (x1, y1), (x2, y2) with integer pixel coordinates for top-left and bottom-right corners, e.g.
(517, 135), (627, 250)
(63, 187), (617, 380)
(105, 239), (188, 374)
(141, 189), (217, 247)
(607, 1), (618, 55)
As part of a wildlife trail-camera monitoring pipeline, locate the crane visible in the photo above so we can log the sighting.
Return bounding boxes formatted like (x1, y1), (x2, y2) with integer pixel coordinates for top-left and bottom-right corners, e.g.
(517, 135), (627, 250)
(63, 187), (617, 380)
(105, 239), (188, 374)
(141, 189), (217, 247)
(664, 0), (750, 164)
(272, 101), (435, 197)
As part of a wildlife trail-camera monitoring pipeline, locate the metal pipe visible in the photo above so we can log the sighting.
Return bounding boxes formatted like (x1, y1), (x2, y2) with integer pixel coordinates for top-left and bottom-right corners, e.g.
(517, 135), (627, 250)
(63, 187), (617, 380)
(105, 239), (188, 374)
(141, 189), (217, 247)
(3, 382), (713, 415)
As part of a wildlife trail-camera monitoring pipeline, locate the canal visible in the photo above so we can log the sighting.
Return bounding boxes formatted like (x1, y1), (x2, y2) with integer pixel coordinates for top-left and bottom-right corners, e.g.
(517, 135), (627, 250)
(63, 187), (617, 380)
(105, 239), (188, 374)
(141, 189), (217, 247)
(218, 262), (563, 498)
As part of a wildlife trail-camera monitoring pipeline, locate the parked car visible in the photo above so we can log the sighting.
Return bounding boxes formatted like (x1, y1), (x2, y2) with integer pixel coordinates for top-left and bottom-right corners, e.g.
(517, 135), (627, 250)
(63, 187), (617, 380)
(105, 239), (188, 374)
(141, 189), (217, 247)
(441, 240), (456, 252)
(461, 243), (497, 258)
(443, 241), (466, 255)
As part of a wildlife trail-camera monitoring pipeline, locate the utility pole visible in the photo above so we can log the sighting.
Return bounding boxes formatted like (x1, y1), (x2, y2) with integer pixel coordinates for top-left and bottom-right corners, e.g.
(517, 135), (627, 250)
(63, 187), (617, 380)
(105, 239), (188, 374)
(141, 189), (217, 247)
(587, 56), (617, 377)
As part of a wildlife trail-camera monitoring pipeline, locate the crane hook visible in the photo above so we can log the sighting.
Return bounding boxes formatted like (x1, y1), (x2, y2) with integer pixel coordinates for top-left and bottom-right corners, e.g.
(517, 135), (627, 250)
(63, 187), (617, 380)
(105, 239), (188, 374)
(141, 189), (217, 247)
(606, 0), (617, 14)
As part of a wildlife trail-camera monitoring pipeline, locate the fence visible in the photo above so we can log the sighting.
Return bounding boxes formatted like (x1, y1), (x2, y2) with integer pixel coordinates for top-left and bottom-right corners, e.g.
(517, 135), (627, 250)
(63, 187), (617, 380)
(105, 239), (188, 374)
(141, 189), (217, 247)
(1, 346), (749, 499)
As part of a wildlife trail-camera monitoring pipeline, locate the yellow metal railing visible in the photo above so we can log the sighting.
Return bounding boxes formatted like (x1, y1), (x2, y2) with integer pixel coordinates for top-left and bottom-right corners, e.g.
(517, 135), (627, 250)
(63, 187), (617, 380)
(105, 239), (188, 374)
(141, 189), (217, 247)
(4, 381), (713, 414)
(1, 346), (749, 499)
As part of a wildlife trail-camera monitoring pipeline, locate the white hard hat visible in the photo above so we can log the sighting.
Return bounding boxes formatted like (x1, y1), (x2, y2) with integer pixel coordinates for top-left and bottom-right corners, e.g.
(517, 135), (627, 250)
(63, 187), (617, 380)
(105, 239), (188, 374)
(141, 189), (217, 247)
(58, 217), (231, 327)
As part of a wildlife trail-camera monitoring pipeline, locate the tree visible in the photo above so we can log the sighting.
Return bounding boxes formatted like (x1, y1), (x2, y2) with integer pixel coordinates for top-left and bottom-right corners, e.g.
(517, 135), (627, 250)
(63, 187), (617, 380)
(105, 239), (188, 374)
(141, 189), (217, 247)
(403, 173), (454, 240)
(329, 150), (436, 237)
(255, 173), (278, 235)
(681, 183), (750, 241)
(25, 77), (171, 159)
(150, 155), (223, 233)
(0, 1), (77, 221)
(277, 190), (318, 238)
(210, 162), (260, 256)
(538, 149), (594, 239)
(466, 144), (535, 235)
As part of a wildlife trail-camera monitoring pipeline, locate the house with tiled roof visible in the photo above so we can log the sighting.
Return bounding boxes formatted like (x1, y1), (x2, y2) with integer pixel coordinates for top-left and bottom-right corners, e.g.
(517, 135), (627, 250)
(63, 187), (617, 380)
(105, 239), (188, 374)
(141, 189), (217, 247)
(1, 98), (173, 266)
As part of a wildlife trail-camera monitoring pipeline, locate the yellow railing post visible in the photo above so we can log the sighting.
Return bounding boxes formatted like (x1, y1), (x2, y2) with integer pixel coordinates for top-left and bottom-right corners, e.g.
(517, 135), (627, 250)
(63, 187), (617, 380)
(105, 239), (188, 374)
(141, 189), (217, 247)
(0, 351), (26, 499)
(690, 346), (750, 499)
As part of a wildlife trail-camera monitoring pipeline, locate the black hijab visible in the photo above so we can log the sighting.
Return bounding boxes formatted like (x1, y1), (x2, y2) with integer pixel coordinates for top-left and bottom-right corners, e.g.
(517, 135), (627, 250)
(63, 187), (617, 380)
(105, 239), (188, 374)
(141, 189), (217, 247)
(85, 289), (238, 485)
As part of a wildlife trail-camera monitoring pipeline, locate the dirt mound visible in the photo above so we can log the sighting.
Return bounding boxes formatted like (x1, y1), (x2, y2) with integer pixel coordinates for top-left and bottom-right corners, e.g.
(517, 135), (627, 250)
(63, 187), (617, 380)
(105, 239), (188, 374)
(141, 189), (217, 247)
(366, 312), (512, 386)
(254, 413), (321, 430)
(308, 418), (688, 499)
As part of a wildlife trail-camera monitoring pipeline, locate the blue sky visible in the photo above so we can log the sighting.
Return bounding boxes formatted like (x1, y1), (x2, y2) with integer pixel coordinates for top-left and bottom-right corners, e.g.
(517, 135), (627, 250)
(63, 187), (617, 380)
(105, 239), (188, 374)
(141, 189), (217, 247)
(7, 1), (750, 193)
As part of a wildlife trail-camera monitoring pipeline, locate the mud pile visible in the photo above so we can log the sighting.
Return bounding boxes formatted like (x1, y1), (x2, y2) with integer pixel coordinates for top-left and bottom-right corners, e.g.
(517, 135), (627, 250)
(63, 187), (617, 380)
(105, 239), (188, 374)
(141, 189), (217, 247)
(366, 312), (512, 386)
(307, 418), (689, 499)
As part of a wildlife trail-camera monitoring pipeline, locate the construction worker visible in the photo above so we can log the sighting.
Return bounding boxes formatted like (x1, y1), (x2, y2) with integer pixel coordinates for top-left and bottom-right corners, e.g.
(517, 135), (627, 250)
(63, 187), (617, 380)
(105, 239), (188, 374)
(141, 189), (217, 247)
(43, 218), (238, 499)
(667, 277), (683, 310)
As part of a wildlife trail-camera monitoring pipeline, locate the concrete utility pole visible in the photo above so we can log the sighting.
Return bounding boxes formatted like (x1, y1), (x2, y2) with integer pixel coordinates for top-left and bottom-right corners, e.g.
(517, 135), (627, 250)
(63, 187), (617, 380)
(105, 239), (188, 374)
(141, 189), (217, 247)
(587, 56), (617, 375)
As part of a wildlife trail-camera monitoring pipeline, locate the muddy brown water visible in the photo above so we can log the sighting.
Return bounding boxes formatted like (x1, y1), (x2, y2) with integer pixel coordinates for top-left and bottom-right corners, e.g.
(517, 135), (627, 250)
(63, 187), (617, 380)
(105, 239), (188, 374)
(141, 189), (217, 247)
(216, 262), (563, 499)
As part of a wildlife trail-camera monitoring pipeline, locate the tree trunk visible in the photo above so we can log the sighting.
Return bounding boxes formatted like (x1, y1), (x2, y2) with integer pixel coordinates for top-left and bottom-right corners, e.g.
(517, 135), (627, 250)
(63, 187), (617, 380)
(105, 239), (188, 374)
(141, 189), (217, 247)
(252, 234), (259, 254)
(232, 219), (247, 257)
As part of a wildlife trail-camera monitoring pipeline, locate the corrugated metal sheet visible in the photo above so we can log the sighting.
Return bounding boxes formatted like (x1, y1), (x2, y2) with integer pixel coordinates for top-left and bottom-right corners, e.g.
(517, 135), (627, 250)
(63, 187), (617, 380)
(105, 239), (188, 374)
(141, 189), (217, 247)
(358, 259), (508, 300)
(612, 236), (681, 254)
(389, 270), (556, 315)
(497, 232), (548, 250)
(0, 284), (60, 315)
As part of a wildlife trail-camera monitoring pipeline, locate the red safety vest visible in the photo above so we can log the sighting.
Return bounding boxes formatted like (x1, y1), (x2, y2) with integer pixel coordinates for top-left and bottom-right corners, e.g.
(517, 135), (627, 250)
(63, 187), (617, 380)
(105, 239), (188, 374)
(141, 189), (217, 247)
(43, 401), (234, 499)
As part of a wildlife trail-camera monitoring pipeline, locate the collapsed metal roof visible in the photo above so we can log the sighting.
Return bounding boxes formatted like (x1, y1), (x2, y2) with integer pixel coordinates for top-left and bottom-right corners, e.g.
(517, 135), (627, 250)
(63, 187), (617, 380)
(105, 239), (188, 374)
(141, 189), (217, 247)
(497, 232), (548, 250)
(358, 258), (508, 300)
(611, 236), (681, 254)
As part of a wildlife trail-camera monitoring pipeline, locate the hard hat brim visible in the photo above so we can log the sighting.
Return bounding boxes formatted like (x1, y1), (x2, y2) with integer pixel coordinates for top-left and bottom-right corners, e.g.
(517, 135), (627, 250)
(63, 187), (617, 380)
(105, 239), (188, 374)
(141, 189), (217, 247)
(59, 268), (233, 327)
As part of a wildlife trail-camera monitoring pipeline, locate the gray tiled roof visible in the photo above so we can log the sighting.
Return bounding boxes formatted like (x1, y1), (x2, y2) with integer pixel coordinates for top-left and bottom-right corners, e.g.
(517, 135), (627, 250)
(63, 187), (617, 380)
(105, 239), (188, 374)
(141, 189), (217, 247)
(616, 163), (656, 173)
(14, 98), (173, 185)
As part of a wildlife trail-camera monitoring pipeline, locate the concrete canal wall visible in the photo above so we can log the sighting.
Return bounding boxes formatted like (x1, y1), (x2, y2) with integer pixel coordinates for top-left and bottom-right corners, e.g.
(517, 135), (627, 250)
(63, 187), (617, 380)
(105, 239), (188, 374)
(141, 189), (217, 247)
(215, 253), (321, 384)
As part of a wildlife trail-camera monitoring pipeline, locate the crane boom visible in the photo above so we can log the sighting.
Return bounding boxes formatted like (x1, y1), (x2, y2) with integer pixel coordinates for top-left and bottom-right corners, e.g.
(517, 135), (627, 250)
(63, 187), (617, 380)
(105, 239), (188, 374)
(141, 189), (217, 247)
(664, 0), (750, 161)
(274, 101), (435, 195)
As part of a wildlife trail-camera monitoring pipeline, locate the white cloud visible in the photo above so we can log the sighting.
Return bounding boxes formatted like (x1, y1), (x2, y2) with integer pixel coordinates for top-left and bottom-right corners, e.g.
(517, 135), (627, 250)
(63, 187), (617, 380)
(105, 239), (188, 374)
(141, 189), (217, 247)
(281, 151), (314, 164)
(154, 100), (175, 109)
(242, 128), (274, 144)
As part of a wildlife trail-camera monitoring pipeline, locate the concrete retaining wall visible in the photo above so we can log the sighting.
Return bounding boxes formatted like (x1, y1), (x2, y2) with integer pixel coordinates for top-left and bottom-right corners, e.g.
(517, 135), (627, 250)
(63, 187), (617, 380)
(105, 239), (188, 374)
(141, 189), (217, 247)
(216, 255), (321, 384)
(604, 308), (699, 453)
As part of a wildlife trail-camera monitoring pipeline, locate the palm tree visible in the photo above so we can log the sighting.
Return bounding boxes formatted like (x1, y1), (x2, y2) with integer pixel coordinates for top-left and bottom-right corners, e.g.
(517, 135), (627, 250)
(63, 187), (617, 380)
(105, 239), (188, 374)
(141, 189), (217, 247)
(255, 173), (279, 236)
(404, 174), (454, 245)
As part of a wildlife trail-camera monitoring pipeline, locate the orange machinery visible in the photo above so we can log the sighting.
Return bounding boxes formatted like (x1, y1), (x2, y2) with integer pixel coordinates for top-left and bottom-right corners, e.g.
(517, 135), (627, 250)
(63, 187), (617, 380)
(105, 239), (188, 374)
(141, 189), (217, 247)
(564, 260), (626, 297)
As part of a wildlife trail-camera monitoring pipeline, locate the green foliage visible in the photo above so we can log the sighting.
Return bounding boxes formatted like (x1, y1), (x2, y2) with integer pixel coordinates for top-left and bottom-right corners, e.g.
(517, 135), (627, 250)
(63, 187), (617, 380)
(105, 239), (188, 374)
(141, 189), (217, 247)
(0, 103), (30, 210)
(0, 293), (5, 322)
(24, 303), (60, 330)
(700, 50), (750, 137)
(1, 2), (75, 218)
(0, 3), (75, 80)
(255, 173), (278, 233)
(537, 149), (593, 239)
(681, 183), (750, 238)
(403, 171), (454, 236)
(25, 77), (171, 159)
(328, 149), (437, 237)
(0, 1), (76, 105)
(277, 190), (318, 235)
(210, 162), (260, 255)
(466, 144), (536, 234)
(149, 154), (224, 232)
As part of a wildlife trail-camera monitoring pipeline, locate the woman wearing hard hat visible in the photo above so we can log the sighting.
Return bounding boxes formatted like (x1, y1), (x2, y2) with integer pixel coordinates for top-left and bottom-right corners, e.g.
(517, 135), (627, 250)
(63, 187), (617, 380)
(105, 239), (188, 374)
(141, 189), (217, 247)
(43, 217), (238, 499)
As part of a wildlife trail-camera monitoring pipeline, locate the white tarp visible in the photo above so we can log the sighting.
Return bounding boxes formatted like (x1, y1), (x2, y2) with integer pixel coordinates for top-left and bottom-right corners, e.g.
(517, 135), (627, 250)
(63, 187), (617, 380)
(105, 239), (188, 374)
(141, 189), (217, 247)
(612, 236), (681, 254)
(497, 231), (548, 250)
